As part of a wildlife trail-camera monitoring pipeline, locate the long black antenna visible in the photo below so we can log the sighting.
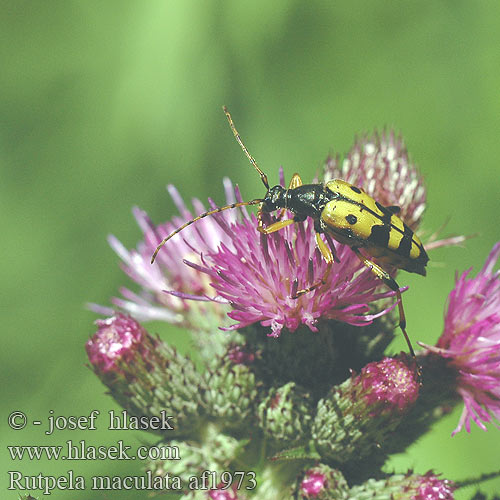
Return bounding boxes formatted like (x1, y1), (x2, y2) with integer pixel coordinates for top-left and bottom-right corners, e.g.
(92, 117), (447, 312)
(150, 199), (263, 263)
(223, 106), (269, 190)
(151, 107), (268, 264)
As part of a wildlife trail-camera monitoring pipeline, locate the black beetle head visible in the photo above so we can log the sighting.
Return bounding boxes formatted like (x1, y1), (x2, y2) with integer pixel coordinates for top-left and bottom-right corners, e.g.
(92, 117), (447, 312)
(261, 185), (286, 213)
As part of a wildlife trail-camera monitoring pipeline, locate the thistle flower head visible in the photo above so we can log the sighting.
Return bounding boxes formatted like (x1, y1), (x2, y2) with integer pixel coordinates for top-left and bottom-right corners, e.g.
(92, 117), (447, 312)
(96, 153), (424, 338)
(87, 314), (206, 430)
(184, 172), (398, 338)
(203, 346), (259, 425)
(324, 130), (426, 231)
(85, 313), (146, 374)
(430, 242), (500, 435)
(257, 382), (313, 444)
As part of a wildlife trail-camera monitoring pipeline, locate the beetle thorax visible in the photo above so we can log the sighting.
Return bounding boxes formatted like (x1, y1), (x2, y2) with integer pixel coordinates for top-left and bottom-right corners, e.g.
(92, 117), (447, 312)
(262, 183), (332, 219)
(286, 184), (331, 218)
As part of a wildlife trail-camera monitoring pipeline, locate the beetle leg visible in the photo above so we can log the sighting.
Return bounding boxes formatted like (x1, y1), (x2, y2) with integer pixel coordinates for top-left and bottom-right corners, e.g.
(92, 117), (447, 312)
(350, 247), (421, 380)
(288, 173), (303, 189)
(257, 218), (295, 234)
(292, 233), (335, 298)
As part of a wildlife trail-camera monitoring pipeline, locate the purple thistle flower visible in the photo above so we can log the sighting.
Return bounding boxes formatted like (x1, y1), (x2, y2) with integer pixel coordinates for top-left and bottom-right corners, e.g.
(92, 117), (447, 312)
(100, 170), (400, 338)
(86, 313), (206, 427)
(424, 242), (500, 435)
(97, 147), (443, 339)
(312, 356), (419, 462)
(187, 173), (398, 338)
(324, 130), (426, 231)
(295, 466), (349, 499)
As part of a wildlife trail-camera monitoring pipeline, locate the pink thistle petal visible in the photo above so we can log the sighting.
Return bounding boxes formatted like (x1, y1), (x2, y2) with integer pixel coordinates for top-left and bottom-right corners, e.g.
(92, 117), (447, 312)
(95, 183), (244, 329)
(433, 242), (500, 434)
(424, 235), (470, 252)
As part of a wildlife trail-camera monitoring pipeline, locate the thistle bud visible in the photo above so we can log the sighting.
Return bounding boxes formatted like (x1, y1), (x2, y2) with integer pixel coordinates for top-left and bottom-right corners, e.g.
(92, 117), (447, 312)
(257, 382), (312, 444)
(312, 356), (419, 462)
(203, 346), (259, 427)
(349, 471), (454, 500)
(86, 314), (206, 435)
(294, 465), (349, 499)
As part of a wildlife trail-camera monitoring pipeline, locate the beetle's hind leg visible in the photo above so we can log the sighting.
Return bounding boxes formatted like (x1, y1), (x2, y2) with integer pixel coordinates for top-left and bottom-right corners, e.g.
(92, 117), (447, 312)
(350, 247), (421, 380)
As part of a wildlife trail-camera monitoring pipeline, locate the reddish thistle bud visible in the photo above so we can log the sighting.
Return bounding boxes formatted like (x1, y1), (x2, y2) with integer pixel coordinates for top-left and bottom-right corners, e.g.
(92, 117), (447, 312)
(312, 356), (419, 462)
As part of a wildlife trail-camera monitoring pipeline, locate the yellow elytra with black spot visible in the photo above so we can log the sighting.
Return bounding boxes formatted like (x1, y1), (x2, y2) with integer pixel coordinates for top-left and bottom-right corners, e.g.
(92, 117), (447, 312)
(151, 107), (428, 373)
(321, 179), (428, 276)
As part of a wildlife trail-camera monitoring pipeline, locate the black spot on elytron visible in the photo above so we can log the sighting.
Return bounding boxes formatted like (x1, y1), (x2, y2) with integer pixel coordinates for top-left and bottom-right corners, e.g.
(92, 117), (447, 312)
(345, 214), (357, 225)
(368, 224), (390, 247)
(396, 234), (413, 258)
(350, 185), (362, 194)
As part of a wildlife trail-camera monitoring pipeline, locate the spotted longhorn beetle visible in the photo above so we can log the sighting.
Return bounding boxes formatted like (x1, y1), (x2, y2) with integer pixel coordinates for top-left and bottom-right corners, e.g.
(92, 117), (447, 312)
(151, 106), (429, 371)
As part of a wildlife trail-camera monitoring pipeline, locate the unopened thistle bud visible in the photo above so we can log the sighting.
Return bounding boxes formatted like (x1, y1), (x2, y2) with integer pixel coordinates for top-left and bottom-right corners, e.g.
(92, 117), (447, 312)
(349, 471), (454, 500)
(312, 356), (419, 462)
(293, 465), (349, 499)
(86, 313), (206, 435)
(258, 382), (313, 445)
(203, 346), (259, 426)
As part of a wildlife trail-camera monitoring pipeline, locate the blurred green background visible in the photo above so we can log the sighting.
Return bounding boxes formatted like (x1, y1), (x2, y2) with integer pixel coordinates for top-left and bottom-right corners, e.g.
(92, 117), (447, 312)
(2, 1), (500, 498)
